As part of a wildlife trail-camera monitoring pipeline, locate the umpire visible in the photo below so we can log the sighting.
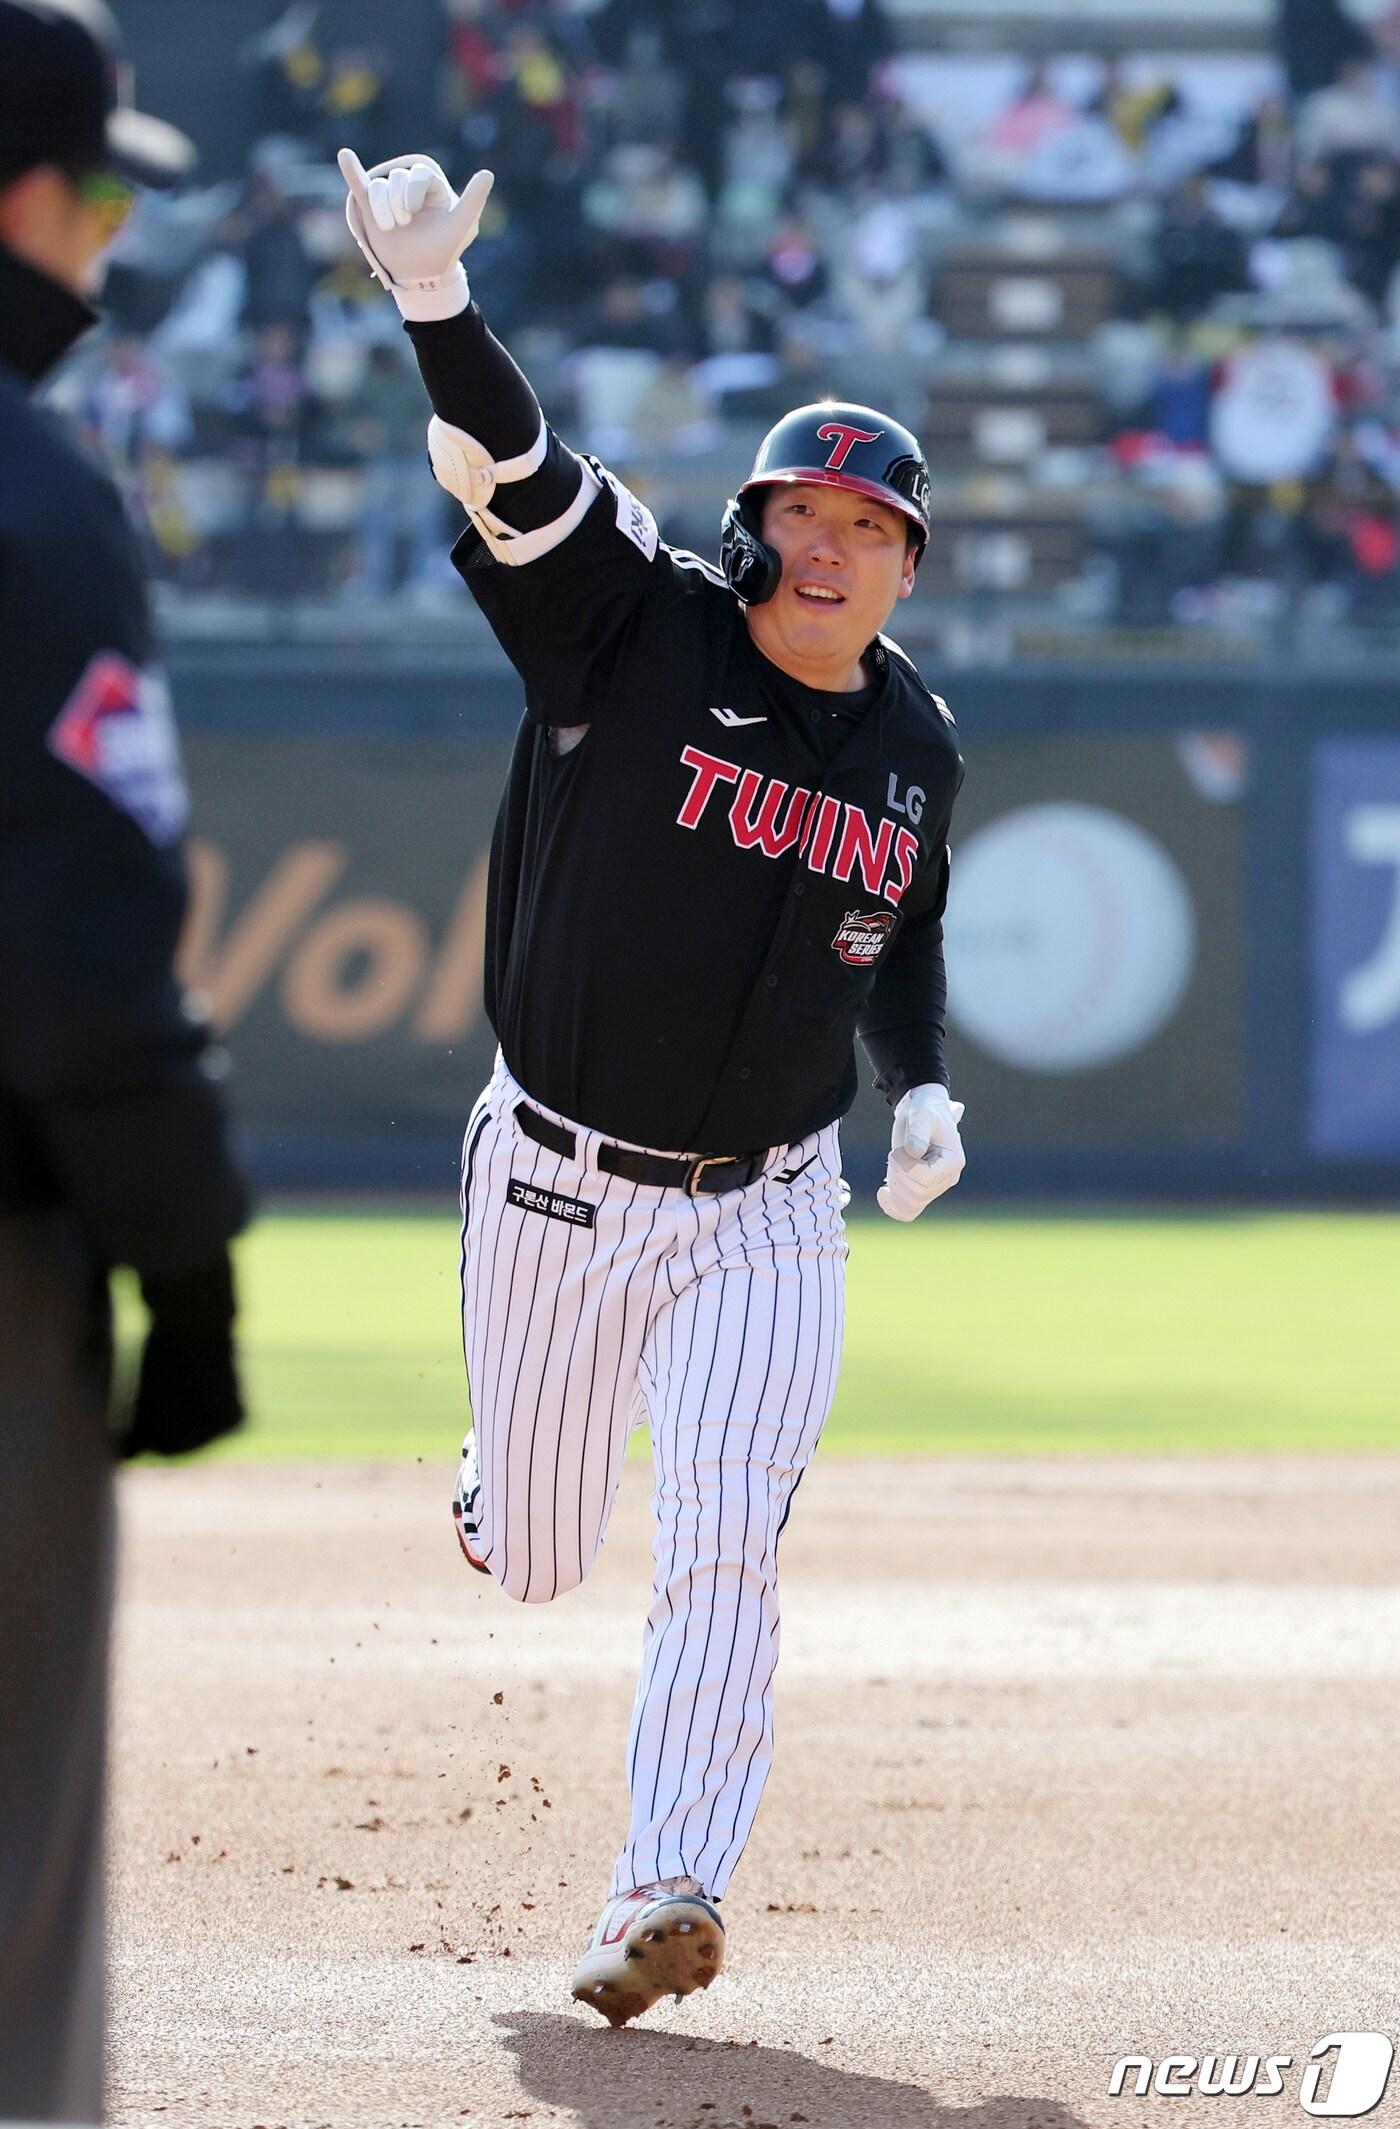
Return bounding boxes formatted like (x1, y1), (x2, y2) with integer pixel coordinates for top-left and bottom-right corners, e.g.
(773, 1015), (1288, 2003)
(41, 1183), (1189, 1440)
(0, 3), (248, 2116)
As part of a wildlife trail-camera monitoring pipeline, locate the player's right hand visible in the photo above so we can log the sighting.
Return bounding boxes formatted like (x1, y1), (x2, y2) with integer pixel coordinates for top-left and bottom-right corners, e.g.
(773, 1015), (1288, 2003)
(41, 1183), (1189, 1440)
(338, 149), (493, 320)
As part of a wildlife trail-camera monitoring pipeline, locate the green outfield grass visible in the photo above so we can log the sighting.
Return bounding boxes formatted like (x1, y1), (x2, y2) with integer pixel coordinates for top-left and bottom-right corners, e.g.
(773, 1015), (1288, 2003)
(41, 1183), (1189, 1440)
(115, 1211), (1400, 1461)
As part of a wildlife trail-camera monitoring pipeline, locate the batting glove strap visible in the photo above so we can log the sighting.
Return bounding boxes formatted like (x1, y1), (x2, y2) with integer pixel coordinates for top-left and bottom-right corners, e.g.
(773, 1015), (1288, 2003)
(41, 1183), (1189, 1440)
(387, 264), (471, 324)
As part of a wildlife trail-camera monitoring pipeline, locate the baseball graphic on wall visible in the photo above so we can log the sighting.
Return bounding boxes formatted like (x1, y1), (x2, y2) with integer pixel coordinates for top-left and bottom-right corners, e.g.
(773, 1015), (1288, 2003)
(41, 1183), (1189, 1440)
(944, 803), (1197, 1071)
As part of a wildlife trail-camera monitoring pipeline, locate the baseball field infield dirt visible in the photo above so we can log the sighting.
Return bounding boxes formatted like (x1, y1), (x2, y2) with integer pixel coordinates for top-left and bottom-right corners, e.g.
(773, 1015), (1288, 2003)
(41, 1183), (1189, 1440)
(108, 1457), (1400, 2129)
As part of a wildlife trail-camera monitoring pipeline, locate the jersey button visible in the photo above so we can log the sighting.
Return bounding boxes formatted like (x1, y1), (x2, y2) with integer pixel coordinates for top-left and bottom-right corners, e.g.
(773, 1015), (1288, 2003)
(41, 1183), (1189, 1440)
(793, 878), (806, 896)
(765, 973), (778, 988)
(738, 1066), (752, 1081)
(809, 709), (821, 724)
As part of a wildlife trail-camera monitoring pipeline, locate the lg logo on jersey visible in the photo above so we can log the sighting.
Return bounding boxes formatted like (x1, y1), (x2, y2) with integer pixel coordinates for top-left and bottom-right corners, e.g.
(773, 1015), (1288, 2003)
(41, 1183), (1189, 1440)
(888, 772), (925, 824)
(676, 745), (920, 909)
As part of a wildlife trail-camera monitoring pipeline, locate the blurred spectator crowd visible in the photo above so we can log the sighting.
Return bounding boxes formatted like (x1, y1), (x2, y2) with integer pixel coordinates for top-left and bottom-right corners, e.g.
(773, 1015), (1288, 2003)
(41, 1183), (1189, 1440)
(47, 0), (1400, 646)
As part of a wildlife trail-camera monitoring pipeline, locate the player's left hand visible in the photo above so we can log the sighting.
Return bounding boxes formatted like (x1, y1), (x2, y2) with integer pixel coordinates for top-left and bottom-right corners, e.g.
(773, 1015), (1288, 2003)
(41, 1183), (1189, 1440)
(338, 149), (494, 319)
(877, 1084), (965, 1221)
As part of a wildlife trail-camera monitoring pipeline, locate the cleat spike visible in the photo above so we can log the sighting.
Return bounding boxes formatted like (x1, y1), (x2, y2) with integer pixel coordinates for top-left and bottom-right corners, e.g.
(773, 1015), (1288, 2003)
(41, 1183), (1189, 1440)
(573, 1888), (726, 2026)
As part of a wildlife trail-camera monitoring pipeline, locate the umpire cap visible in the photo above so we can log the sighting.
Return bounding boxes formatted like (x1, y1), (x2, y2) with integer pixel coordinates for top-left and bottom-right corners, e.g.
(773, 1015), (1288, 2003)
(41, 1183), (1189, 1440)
(0, 0), (194, 189)
(719, 400), (932, 606)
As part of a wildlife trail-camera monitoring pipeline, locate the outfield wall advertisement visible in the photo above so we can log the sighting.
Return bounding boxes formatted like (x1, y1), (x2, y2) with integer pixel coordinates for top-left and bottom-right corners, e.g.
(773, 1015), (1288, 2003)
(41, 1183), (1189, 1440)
(182, 728), (1247, 1183)
(941, 732), (1245, 1149)
(181, 734), (510, 1172)
(1310, 741), (1400, 1160)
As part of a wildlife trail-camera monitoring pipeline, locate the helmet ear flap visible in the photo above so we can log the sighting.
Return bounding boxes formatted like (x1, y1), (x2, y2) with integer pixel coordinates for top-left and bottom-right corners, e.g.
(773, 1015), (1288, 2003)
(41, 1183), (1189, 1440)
(720, 492), (781, 605)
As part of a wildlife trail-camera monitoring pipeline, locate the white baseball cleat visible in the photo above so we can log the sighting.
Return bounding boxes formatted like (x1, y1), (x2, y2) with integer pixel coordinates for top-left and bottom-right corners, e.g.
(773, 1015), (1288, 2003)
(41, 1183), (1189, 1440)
(451, 1429), (489, 1574)
(571, 1879), (725, 2028)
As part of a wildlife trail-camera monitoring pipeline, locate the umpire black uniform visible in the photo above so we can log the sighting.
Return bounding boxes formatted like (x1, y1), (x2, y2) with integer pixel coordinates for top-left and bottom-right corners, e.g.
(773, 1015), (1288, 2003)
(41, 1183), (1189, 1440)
(0, 3), (247, 2116)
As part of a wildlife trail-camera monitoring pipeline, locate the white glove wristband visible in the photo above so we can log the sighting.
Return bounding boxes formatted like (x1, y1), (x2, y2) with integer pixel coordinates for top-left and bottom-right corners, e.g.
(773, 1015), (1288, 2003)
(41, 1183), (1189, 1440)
(390, 263), (470, 323)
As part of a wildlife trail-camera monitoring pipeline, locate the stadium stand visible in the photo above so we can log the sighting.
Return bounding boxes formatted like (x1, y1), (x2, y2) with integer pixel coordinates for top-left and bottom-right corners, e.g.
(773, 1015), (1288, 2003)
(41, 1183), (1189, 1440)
(55, 0), (1400, 661)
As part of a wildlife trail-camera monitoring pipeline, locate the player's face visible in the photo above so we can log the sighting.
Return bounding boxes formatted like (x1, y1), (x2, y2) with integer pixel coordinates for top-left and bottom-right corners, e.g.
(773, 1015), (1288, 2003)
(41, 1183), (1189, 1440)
(751, 483), (917, 690)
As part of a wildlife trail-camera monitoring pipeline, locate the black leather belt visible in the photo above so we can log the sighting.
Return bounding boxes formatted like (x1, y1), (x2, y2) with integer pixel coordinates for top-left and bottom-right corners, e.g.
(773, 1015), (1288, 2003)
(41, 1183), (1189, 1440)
(514, 1102), (768, 1196)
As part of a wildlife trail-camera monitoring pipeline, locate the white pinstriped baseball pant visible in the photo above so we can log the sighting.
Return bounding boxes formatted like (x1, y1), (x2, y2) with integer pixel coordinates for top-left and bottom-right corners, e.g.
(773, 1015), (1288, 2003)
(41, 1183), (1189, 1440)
(457, 1055), (847, 1900)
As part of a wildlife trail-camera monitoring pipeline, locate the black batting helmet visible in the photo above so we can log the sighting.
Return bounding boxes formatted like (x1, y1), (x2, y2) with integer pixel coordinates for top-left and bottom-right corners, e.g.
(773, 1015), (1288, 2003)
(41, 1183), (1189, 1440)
(719, 400), (932, 606)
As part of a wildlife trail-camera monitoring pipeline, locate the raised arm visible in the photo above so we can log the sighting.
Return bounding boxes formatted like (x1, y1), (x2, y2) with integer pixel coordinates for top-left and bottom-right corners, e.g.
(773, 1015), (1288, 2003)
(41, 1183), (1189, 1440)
(338, 151), (665, 726)
(338, 149), (597, 565)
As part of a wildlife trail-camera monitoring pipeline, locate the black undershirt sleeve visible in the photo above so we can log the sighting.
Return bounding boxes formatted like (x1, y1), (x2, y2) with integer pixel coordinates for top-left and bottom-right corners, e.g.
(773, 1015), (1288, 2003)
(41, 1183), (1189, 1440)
(857, 839), (952, 1103)
(402, 303), (583, 534)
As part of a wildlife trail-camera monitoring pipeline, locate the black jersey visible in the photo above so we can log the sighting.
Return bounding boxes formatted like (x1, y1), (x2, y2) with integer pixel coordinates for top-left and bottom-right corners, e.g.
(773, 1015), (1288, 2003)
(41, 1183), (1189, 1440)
(409, 306), (964, 1155)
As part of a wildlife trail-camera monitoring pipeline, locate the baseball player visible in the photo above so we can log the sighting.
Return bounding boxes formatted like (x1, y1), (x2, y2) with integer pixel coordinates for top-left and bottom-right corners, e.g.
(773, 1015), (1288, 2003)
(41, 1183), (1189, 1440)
(1, 4), (247, 2115)
(339, 148), (965, 2027)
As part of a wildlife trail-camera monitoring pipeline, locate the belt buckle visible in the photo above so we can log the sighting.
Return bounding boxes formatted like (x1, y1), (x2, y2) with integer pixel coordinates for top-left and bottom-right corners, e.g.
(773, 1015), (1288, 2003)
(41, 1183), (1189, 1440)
(685, 1154), (734, 1197)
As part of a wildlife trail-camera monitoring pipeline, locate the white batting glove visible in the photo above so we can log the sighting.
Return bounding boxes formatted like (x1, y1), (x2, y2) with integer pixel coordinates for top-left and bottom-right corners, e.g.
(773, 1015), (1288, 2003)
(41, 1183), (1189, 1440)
(877, 1084), (966, 1222)
(337, 148), (494, 322)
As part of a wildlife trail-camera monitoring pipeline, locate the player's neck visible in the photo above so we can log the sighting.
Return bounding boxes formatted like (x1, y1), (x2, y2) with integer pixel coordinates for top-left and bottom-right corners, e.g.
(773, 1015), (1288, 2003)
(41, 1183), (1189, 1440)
(745, 612), (871, 693)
